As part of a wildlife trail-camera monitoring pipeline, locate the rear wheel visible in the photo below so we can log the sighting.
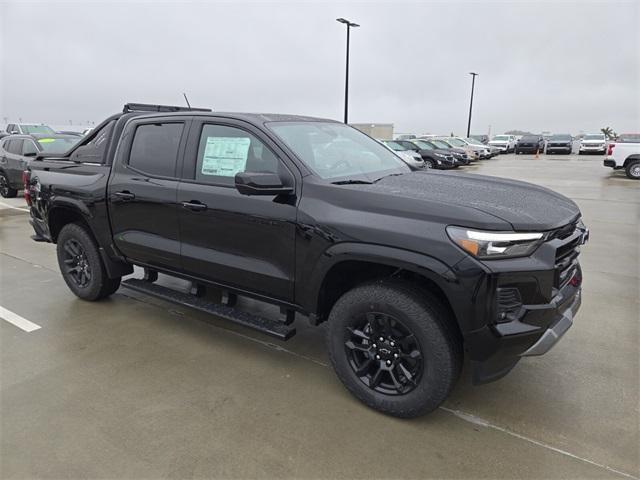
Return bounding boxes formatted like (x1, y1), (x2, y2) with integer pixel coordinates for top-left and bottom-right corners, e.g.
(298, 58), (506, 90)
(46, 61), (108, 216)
(57, 223), (121, 301)
(0, 172), (17, 198)
(327, 280), (462, 418)
(625, 160), (640, 180)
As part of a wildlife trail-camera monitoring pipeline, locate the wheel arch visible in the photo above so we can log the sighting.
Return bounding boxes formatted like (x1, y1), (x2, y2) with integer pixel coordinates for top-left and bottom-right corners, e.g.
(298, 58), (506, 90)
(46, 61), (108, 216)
(623, 154), (640, 167)
(48, 204), (132, 279)
(307, 243), (462, 336)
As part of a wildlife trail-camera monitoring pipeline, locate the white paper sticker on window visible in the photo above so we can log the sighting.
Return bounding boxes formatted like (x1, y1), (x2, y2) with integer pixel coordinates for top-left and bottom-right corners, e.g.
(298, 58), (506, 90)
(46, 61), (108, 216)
(201, 137), (251, 177)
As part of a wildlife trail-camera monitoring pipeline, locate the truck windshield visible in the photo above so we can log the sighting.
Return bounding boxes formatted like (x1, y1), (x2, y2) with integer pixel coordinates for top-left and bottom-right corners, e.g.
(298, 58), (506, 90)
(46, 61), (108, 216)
(22, 125), (55, 135)
(268, 122), (410, 181)
(37, 137), (79, 154)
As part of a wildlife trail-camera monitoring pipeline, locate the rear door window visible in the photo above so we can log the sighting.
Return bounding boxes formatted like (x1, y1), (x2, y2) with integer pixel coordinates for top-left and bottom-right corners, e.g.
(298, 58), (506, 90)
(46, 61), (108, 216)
(128, 122), (184, 178)
(22, 140), (38, 155)
(7, 139), (23, 154)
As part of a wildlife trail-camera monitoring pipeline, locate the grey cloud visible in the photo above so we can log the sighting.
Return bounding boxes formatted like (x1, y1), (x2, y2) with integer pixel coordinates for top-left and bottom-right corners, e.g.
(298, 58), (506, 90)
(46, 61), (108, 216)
(1, 0), (638, 135)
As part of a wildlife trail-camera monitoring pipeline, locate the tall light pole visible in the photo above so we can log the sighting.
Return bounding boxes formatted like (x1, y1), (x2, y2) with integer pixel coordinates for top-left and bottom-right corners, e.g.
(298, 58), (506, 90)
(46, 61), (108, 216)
(466, 72), (478, 137)
(336, 18), (359, 124)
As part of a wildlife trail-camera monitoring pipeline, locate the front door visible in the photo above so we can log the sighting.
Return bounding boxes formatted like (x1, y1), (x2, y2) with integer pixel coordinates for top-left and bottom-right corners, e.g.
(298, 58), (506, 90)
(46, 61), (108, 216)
(108, 117), (190, 270)
(177, 119), (298, 301)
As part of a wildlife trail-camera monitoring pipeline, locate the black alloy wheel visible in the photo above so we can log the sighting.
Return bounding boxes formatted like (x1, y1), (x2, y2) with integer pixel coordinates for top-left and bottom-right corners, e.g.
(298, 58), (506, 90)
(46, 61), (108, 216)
(0, 172), (17, 198)
(61, 238), (92, 288)
(345, 312), (423, 395)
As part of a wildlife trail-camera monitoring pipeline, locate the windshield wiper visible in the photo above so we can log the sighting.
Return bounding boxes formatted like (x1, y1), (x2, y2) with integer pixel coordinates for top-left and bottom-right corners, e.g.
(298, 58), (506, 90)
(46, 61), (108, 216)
(331, 179), (373, 185)
(373, 173), (405, 183)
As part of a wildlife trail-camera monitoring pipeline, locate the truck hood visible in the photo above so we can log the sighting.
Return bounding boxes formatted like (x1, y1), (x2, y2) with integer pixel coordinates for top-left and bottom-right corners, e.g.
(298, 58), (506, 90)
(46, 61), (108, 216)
(359, 171), (580, 231)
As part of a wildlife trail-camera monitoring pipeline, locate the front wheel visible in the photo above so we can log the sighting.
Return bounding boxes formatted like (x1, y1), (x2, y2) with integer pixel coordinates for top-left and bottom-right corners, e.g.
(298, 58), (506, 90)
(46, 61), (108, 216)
(625, 160), (640, 180)
(0, 172), (18, 198)
(56, 223), (121, 301)
(327, 280), (462, 418)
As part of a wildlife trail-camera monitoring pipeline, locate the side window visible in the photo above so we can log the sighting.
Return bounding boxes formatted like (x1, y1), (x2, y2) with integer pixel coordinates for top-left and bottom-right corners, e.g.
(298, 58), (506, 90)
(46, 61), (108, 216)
(195, 124), (281, 184)
(8, 139), (23, 154)
(72, 120), (115, 163)
(7, 124), (15, 133)
(1, 139), (12, 152)
(22, 140), (38, 155)
(128, 122), (184, 178)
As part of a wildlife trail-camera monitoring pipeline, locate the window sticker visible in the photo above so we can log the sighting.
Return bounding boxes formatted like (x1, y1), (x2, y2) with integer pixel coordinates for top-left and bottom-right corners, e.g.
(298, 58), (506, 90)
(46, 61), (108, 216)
(201, 137), (250, 177)
(38, 138), (56, 143)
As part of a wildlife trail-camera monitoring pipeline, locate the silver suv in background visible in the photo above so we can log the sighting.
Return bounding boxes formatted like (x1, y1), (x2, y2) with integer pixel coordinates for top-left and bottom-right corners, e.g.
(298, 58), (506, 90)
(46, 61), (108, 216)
(579, 133), (607, 155)
(5, 123), (56, 135)
(488, 135), (516, 153)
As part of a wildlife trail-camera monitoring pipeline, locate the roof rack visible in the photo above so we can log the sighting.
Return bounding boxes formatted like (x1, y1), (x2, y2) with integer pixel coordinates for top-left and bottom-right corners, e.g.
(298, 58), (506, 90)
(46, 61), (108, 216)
(122, 103), (211, 113)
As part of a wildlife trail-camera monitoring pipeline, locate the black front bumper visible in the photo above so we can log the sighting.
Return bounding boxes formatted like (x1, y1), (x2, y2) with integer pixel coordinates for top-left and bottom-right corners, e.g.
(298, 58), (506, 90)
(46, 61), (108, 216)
(471, 280), (582, 384)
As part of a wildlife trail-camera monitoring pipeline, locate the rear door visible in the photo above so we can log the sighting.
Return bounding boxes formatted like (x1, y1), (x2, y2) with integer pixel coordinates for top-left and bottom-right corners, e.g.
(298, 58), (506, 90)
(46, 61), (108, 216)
(108, 116), (190, 270)
(4, 139), (24, 186)
(177, 118), (298, 301)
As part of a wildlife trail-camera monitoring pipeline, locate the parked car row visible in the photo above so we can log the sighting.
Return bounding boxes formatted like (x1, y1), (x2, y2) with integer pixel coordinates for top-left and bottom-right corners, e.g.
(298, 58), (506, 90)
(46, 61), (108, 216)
(485, 132), (612, 156)
(0, 129), (81, 197)
(382, 136), (499, 170)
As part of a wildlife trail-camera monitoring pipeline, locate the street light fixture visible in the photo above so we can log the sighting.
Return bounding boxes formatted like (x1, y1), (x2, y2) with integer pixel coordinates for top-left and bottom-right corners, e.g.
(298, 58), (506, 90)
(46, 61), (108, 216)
(466, 72), (479, 138)
(336, 18), (360, 124)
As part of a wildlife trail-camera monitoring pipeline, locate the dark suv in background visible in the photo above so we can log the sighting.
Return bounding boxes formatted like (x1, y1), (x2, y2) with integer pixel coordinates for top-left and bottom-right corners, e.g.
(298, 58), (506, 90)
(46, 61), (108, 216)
(545, 134), (573, 154)
(516, 135), (545, 154)
(0, 134), (79, 197)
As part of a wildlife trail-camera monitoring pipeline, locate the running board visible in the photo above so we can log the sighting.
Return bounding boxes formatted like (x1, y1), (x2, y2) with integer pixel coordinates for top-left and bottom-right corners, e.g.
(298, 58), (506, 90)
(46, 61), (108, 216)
(122, 278), (296, 341)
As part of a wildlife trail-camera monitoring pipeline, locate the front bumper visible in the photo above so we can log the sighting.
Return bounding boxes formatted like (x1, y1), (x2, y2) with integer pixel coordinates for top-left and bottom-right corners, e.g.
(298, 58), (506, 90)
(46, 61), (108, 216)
(471, 281), (581, 384)
(580, 145), (606, 153)
(546, 145), (572, 152)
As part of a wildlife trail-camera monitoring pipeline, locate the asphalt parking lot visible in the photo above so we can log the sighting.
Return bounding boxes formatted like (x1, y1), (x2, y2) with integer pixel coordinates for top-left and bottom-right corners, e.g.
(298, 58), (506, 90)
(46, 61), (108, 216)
(1, 153), (638, 479)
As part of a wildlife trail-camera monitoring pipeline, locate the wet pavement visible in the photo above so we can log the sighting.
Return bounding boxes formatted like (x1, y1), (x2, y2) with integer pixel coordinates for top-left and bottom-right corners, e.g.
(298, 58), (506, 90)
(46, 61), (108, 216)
(1, 153), (638, 479)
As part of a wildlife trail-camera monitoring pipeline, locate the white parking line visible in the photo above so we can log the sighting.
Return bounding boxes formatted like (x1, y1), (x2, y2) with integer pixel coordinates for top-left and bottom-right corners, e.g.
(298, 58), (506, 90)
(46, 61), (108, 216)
(0, 201), (30, 212)
(0, 306), (41, 332)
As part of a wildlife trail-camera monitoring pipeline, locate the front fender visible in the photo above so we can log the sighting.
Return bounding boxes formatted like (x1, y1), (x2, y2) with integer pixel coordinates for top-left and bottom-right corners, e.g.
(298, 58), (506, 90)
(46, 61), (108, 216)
(301, 242), (459, 315)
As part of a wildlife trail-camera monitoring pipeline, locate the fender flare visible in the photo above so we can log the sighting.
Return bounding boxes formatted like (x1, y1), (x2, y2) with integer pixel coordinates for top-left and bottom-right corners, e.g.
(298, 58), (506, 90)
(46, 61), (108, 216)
(304, 242), (459, 317)
(47, 202), (132, 279)
(623, 154), (640, 167)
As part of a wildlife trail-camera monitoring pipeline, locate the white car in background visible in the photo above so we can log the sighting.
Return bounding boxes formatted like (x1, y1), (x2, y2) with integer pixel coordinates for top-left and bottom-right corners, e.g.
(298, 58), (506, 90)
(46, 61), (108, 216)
(488, 135), (516, 153)
(380, 140), (426, 169)
(579, 133), (607, 155)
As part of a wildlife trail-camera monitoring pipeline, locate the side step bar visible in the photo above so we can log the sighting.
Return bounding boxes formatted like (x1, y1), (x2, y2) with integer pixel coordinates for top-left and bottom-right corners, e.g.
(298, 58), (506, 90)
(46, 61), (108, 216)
(122, 278), (296, 341)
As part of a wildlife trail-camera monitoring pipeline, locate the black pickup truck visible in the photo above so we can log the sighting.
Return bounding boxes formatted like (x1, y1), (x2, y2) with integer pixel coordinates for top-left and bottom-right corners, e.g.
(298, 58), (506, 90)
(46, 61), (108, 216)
(25, 103), (589, 418)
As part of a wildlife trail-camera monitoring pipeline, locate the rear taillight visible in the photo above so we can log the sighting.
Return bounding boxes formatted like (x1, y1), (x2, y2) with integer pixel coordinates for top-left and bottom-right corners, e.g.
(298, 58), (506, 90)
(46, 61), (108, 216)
(607, 143), (615, 156)
(22, 170), (32, 206)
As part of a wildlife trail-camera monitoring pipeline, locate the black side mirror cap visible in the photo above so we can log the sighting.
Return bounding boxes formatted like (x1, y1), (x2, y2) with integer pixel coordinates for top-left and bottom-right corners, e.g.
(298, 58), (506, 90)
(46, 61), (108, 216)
(234, 172), (294, 196)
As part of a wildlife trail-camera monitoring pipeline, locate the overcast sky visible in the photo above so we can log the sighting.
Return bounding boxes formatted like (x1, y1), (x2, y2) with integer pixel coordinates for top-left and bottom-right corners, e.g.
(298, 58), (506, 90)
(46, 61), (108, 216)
(1, 0), (638, 135)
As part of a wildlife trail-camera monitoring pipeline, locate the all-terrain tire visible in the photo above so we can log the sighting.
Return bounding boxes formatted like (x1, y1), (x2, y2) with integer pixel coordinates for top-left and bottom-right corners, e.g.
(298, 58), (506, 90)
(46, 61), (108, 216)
(56, 223), (121, 301)
(625, 160), (640, 180)
(326, 279), (462, 418)
(0, 172), (18, 198)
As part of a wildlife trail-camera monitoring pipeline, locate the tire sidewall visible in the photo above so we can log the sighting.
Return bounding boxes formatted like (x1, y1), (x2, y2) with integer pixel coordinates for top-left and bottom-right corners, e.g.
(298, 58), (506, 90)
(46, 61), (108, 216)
(56, 223), (108, 301)
(327, 282), (458, 417)
(626, 161), (640, 180)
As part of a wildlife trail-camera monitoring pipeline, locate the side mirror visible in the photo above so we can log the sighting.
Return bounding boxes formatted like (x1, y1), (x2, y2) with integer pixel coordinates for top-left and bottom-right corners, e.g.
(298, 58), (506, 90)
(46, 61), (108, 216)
(234, 172), (293, 196)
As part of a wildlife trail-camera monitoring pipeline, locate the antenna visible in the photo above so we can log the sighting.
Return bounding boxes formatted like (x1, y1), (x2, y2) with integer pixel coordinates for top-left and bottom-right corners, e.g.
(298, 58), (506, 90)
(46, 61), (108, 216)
(183, 93), (191, 109)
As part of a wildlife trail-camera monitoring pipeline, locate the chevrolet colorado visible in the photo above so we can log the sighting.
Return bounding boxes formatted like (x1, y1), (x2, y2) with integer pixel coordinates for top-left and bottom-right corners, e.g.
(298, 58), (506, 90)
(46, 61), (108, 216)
(25, 103), (589, 418)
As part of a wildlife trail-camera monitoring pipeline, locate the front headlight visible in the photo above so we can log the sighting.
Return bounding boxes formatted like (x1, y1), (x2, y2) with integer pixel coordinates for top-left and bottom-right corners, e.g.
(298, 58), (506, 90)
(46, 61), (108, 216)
(446, 226), (545, 259)
(434, 153), (447, 158)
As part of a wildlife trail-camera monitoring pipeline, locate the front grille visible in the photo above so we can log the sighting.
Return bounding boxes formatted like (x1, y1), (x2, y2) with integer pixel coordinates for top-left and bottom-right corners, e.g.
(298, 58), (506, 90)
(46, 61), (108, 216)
(553, 225), (582, 288)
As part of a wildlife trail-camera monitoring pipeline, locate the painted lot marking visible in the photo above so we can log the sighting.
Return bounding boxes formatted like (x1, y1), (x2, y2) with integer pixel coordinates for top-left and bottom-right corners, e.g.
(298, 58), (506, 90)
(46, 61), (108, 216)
(0, 201), (29, 212)
(0, 306), (41, 332)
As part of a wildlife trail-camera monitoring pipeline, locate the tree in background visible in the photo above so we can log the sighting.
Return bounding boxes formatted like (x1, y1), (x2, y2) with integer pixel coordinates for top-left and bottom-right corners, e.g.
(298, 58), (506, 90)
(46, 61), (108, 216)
(600, 127), (617, 139)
